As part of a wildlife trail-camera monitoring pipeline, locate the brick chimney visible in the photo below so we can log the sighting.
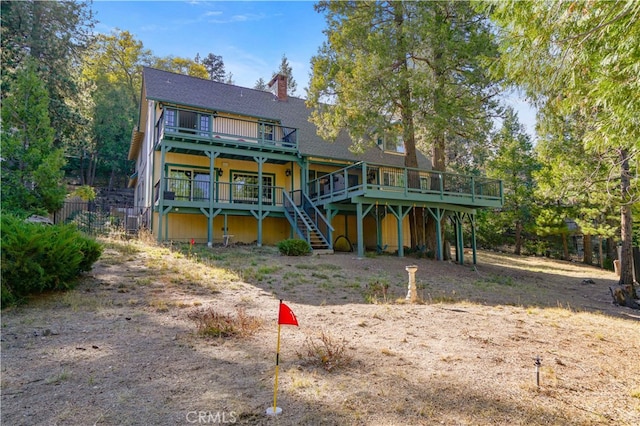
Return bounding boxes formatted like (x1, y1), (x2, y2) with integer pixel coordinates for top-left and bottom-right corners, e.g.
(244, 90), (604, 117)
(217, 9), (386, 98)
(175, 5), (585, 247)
(268, 73), (287, 101)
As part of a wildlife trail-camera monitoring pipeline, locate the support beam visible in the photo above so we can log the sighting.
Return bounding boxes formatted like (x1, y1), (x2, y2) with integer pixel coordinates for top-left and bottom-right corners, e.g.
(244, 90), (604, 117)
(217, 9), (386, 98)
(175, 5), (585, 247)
(387, 205), (412, 257)
(158, 145), (169, 242)
(325, 208), (339, 247)
(251, 209), (270, 247)
(427, 207), (444, 261)
(451, 212), (464, 265)
(467, 212), (477, 265)
(356, 202), (364, 258)
(254, 156), (267, 247)
(205, 150), (219, 247)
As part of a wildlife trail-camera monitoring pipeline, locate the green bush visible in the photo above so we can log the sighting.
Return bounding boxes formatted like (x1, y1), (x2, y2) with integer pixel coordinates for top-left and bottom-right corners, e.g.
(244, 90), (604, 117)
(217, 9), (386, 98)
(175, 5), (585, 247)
(1, 215), (103, 306)
(277, 239), (311, 256)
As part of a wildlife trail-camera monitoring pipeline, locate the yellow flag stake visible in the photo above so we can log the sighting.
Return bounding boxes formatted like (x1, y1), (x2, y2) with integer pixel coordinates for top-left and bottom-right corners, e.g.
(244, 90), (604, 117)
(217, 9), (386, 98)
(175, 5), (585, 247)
(266, 299), (298, 416)
(266, 322), (283, 416)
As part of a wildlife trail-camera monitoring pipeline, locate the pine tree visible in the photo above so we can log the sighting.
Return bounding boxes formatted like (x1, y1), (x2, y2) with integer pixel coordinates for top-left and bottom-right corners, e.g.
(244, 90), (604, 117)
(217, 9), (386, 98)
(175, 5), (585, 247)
(308, 1), (501, 252)
(489, 1), (639, 286)
(486, 108), (540, 255)
(274, 55), (297, 95)
(1, 60), (66, 214)
(254, 78), (268, 91)
(201, 53), (226, 81)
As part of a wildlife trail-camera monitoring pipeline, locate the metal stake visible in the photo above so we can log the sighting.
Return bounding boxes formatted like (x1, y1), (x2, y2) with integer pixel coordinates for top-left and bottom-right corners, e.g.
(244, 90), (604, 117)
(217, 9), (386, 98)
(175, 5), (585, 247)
(534, 355), (542, 387)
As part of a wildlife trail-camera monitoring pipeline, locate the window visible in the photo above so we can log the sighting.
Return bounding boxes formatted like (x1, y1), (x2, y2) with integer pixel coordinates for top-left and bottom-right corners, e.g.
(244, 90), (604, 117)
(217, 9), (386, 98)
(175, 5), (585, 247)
(179, 111), (197, 132)
(164, 108), (212, 136)
(167, 169), (191, 200)
(167, 168), (211, 201)
(193, 172), (210, 200)
(232, 173), (274, 204)
(199, 115), (211, 137)
(383, 170), (405, 187)
(260, 123), (274, 141)
(377, 135), (405, 154)
(165, 109), (176, 128)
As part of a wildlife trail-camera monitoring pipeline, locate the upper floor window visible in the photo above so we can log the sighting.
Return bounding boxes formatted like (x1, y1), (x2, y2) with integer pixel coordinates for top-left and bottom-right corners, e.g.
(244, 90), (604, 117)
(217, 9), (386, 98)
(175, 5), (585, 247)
(377, 134), (405, 154)
(165, 109), (176, 127)
(260, 123), (274, 141)
(163, 108), (211, 135)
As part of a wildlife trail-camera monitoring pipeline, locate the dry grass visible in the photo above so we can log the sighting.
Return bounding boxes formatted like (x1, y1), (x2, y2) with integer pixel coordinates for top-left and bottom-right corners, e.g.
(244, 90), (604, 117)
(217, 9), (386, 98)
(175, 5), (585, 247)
(187, 306), (263, 338)
(296, 330), (353, 372)
(1, 237), (639, 426)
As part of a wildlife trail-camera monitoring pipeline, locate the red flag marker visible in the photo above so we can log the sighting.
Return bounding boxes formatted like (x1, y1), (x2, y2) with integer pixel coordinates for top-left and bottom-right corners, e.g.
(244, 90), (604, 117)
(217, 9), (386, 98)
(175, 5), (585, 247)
(267, 300), (298, 416)
(278, 302), (298, 326)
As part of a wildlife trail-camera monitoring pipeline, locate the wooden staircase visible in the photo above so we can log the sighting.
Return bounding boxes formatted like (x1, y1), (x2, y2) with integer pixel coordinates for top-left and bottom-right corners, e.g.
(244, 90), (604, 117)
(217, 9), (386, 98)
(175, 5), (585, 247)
(283, 189), (334, 254)
(293, 210), (332, 253)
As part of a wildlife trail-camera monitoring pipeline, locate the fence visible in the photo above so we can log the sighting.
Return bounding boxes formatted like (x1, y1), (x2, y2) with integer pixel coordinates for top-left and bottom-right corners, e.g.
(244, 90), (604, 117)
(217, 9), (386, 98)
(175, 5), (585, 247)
(51, 199), (139, 236)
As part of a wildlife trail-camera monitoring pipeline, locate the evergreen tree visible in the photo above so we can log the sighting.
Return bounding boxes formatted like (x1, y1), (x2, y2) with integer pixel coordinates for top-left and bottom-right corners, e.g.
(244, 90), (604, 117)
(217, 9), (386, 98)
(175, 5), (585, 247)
(273, 55), (297, 95)
(254, 77), (268, 91)
(534, 107), (618, 265)
(308, 1), (501, 252)
(1, 0), (95, 146)
(486, 107), (539, 255)
(1, 60), (66, 215)
(201, 53), (226, 81)
(489, 0), (639, 286)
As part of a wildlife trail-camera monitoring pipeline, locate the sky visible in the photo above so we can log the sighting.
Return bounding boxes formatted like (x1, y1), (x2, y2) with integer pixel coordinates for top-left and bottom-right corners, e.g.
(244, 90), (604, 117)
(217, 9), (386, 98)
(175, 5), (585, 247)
(91, 0), (536, 139)
(92, 0), (326, 94)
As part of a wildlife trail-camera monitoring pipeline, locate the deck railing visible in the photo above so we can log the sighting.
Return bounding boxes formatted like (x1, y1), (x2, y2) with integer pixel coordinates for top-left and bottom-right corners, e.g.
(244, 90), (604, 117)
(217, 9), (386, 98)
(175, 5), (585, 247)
(154, 107), (298, 151)
(156, 177), (285, 206)
(307, 162), (503, 205)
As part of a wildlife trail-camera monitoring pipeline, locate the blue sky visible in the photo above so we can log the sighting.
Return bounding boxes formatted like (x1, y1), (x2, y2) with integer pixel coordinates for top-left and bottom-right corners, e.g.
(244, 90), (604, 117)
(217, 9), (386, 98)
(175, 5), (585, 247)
(92, 0), (536, 139)
(92, 1), (326, 94)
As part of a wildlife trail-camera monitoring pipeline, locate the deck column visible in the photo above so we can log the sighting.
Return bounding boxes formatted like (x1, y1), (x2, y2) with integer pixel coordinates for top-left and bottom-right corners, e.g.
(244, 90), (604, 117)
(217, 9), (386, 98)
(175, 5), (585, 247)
(427, 207), (444, 261)
(158, 145), (168, 242)
(469, 212), (477, 265)
(205, 150), (219, 247)
(356, 202), (364, 258)
(452, 212), (464, 265)
(254, 156), (267, 247)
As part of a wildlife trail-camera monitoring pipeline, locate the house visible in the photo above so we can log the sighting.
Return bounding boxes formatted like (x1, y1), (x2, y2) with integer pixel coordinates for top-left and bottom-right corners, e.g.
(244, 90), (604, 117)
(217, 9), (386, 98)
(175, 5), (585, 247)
(128, 67), (503, 263)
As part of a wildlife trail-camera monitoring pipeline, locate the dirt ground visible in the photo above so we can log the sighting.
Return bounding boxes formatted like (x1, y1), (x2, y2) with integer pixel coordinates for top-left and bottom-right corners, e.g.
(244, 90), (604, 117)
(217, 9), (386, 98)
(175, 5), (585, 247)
(2, 239), (639, 425)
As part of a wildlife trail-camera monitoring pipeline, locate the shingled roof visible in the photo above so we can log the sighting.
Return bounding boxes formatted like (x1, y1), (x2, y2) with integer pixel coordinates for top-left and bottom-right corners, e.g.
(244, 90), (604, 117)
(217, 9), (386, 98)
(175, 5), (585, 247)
(142, 67), (432, 169)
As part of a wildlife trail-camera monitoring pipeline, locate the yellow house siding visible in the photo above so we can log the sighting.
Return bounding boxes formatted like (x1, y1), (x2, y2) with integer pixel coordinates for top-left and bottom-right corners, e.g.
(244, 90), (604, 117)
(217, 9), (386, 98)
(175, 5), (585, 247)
(154, 212), (209, 243)
(219, 216), (289, 245)
(152, 212), (291, 245)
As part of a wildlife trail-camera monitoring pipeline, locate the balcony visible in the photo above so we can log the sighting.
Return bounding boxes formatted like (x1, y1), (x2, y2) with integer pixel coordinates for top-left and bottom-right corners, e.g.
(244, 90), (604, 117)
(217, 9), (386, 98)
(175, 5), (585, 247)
(154, 107), (298, 154)
(155, 178), (285, 209)
(308, 162), (503, 209)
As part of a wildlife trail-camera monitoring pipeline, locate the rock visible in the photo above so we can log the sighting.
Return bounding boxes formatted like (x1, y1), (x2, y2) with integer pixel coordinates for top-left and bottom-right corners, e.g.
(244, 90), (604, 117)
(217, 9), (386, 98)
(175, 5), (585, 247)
(581, 279), (596, 285)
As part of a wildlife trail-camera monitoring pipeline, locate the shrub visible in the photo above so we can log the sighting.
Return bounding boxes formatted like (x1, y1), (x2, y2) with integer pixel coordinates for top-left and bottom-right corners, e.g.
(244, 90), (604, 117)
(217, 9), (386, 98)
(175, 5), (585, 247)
(187, 306), (262, 338)
(1, 215), (103, 307)
(296, 330), (352, 372)
(277, 239), (311, 256)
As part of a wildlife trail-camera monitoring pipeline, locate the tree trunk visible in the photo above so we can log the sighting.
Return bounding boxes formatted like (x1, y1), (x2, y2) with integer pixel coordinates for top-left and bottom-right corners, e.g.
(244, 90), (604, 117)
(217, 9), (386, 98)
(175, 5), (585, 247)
(562, 233), (570, 261)
(598, 236), (603, 268)
(392, 2), (421, 250)
(583, 234), (593, 265)
(618, 148), (634, 289)
(514, 220), (523, 255)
